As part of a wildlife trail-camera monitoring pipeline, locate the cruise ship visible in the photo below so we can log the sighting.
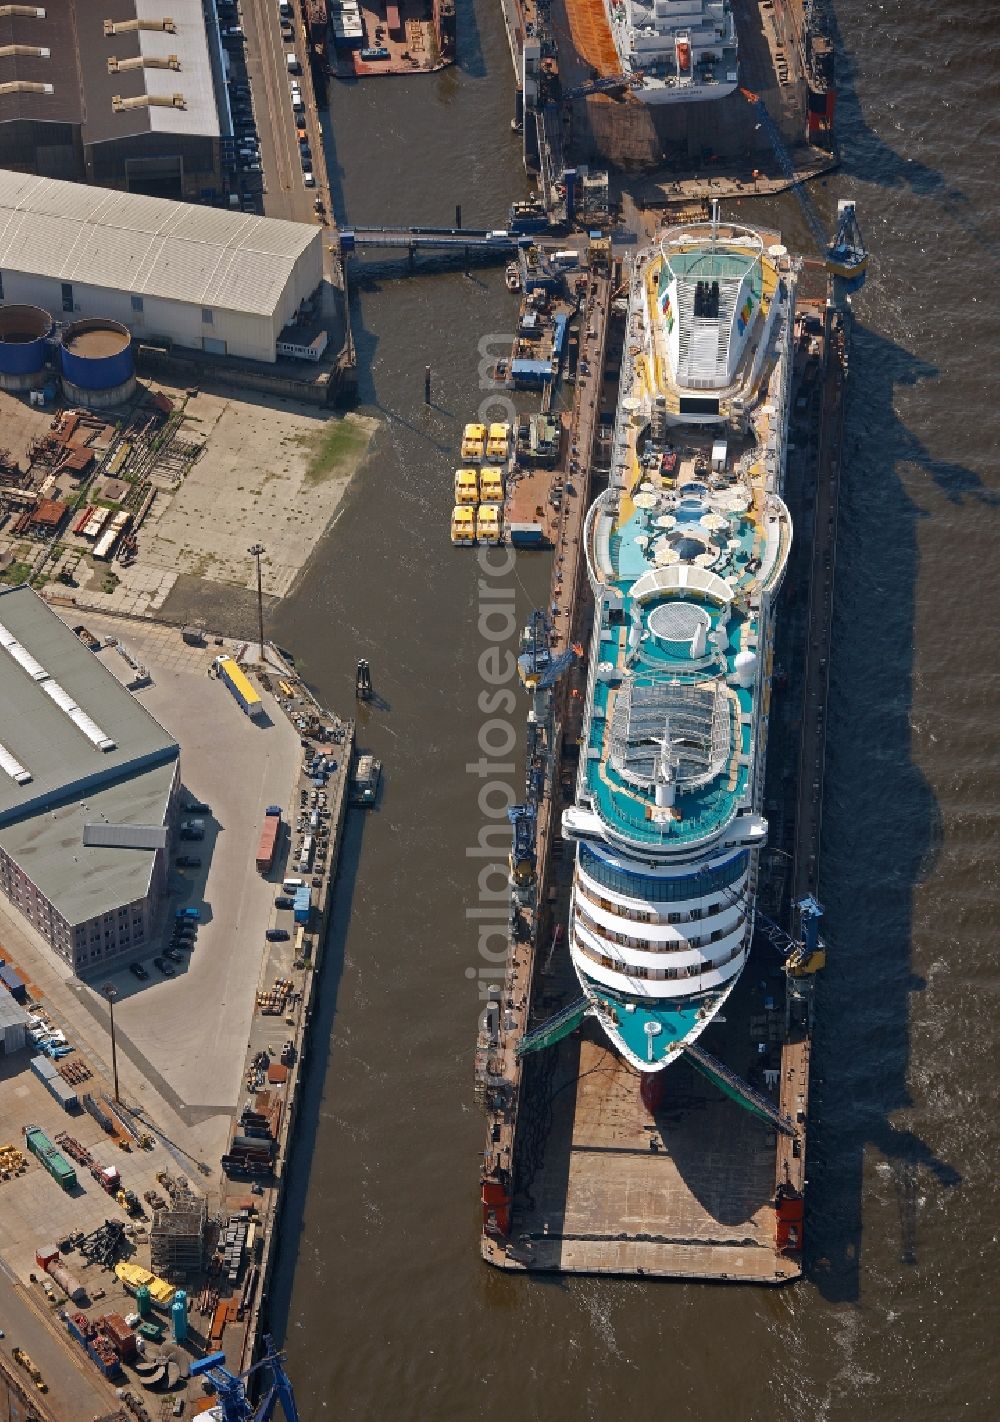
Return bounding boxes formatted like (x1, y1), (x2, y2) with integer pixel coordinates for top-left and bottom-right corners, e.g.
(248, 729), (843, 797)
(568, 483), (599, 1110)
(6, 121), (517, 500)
(606, 0), (739, 105)
(562, 214), (795, 1072)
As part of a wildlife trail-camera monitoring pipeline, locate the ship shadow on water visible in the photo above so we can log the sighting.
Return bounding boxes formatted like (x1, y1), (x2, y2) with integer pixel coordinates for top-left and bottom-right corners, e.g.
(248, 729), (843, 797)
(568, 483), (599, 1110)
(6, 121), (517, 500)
(260, 798), (371, 1338)
(803, 321), (974, 1304)
(825, 5), (1000, 275)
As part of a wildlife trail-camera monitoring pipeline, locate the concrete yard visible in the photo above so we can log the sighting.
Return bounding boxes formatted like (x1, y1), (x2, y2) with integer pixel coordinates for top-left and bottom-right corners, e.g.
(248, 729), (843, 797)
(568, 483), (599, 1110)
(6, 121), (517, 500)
(0, 381), (376, 620)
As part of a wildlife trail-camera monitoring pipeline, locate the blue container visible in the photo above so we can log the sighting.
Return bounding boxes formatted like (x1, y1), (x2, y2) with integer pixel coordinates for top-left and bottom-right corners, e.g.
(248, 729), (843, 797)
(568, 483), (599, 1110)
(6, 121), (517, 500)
(0, 304), (51, 375)
(60, 319), (134, 391)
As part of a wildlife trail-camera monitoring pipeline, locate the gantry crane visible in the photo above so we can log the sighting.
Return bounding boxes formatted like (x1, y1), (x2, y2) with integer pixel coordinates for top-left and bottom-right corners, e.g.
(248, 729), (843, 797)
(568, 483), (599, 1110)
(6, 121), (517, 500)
(188, 1337), (299, 1422)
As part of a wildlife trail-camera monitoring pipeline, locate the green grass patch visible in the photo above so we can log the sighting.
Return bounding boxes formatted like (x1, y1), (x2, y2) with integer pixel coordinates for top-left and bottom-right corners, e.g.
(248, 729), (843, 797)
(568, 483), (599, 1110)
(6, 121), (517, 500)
(293, 417), (369, 486)
(0, 560), (32, 586)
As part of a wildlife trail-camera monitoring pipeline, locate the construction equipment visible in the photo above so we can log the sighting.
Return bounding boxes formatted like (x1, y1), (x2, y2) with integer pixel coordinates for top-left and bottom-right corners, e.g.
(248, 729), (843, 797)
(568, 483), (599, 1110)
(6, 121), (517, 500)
(740, 87), (867, 299)
(189, 1334), (299, 1422)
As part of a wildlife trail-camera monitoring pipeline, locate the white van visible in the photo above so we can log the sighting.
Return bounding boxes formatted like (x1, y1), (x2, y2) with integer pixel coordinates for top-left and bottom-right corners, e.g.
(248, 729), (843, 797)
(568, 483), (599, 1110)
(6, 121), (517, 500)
(282, 876), (304, 891)
(286, 53), (301, 74)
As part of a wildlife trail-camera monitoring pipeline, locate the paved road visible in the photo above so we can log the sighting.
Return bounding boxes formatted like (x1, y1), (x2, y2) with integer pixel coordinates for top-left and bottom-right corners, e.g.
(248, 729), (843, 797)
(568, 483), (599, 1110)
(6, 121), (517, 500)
(0, 1262), (116, 1420)
(241, 0), (330, 227)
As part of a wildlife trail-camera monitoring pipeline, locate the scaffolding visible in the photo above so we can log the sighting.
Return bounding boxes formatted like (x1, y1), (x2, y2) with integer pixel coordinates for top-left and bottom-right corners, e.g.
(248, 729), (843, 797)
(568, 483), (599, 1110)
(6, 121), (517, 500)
(149, 1189), (208, 1279)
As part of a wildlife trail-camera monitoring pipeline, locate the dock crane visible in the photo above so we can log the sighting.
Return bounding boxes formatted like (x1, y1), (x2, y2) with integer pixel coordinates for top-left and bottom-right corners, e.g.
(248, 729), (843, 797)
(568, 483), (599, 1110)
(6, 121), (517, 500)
(740, 87), (868, 300)
(188, 1337), (299, 1422)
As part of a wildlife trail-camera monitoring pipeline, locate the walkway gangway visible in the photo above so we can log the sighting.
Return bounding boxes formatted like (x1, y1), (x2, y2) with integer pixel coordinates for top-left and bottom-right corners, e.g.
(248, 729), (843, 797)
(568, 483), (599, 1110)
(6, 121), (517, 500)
(339, 226), (525, 254)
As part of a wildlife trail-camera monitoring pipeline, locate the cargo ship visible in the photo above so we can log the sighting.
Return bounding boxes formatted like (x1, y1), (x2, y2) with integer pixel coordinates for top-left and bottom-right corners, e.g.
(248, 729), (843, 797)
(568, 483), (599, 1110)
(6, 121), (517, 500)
(604, 0), (739, 106)
(562, 212), (795, 1072)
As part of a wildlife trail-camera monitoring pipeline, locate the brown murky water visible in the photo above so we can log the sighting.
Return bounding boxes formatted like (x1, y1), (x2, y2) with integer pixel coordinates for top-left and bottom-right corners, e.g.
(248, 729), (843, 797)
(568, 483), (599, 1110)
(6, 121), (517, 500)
(267, 1), (1000, 1416)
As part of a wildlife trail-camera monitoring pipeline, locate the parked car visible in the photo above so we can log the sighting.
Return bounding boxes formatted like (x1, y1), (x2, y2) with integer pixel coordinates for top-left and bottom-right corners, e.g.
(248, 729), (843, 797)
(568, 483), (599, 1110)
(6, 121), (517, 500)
(128, 962), (149, 980)
(184, 799), (210, 813)
(163, 947), (182, 963)
(274, 895), (294, 909)
(176, 907), (202, 921)
(152, 957), (176, 977)
(265, 929), (290, 942)
(303, 171), (315, 187)
(172, 925), (196, 942)
(175, 855), (202, 868)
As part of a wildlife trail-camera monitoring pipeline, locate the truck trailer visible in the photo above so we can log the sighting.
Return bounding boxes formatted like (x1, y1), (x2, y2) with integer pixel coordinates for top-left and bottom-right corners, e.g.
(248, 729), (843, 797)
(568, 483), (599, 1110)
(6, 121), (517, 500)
(214, 655), (265, 721)
(256, 812), (281, 874)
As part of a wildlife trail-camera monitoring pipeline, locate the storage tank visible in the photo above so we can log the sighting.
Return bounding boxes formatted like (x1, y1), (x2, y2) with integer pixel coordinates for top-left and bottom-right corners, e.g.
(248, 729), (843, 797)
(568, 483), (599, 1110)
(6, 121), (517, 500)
(59, 318), (136, 408)
(0, 304), (52, 390)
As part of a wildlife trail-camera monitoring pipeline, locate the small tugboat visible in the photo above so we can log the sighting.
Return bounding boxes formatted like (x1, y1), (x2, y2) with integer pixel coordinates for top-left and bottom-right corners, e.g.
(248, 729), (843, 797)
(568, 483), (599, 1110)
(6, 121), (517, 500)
(505, 261), (522, 292)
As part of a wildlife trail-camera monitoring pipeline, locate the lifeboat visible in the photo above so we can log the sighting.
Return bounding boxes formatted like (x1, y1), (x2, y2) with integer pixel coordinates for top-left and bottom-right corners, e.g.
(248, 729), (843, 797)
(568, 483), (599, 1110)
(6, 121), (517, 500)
(475, 503), (502, 545)
(461, 422), (486, 462)
(676, 39), (691, 72)
(454, 468), (479, 504)
(486, 422), (511, 459)
(451, 505), (476, 545)
(479, 466), (504, 503)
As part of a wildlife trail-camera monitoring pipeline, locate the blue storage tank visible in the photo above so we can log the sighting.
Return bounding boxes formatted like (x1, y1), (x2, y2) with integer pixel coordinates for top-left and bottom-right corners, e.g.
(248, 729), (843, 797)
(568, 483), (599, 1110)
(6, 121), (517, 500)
(0, 304), (52, 389)
(59, 318), (136, 408)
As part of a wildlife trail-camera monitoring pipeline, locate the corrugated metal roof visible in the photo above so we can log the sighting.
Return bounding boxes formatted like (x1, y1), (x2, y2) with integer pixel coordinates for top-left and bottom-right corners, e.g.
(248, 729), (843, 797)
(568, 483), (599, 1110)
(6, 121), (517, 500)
(82, 823), (169, 850)
(0, 170), (319, 317)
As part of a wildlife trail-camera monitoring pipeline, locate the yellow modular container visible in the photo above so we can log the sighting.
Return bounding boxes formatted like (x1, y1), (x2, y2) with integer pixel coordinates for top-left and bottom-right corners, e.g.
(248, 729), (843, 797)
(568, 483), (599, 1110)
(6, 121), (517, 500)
(476, 504), (502, 545)
(454, 468), (479, 505)
(479, 466), (504, 503)
(460, 423), (486, 461)
(486, 423), (510, 459)
(451, 505), (475, 545)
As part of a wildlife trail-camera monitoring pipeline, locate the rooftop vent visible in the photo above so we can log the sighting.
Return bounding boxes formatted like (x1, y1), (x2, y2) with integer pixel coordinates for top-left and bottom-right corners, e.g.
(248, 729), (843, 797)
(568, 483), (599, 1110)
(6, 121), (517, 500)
(0, 43), (50, 57)
(108, 53), (181, 72)
(104, 17), (176, 35)
(0, 79), (53, 95)
(112, 91), (186, 111)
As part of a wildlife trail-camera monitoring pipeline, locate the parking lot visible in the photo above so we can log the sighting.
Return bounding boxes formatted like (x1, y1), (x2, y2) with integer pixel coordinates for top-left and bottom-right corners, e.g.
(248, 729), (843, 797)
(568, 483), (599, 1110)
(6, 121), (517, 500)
(221, 0), (332, 228)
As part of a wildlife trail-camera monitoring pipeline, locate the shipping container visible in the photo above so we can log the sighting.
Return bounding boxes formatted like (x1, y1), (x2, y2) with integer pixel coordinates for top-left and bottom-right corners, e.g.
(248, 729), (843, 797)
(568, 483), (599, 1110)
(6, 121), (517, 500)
(214, 655), (265, 721)
(23, 1125), (77, 1190)
(256, 813), (281, 874)
(0, 962), (27, 1001)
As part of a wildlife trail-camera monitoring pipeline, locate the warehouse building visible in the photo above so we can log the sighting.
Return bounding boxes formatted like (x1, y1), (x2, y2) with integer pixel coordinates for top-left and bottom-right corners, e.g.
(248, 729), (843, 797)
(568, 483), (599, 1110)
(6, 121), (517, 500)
(0, 169), (323, 363)
(0, 0), (224, 201)
(0, 587), (181, 977)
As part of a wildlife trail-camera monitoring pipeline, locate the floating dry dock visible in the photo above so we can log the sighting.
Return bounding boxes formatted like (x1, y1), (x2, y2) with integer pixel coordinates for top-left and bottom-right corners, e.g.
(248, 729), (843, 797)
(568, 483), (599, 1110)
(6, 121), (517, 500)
(479, 239), (852, 1280)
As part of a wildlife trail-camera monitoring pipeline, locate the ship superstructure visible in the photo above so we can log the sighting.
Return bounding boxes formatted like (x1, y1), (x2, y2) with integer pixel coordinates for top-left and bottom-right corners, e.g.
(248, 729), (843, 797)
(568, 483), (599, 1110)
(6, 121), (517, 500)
(563, 216), (795, 1072)
(605, 0), (738, 105)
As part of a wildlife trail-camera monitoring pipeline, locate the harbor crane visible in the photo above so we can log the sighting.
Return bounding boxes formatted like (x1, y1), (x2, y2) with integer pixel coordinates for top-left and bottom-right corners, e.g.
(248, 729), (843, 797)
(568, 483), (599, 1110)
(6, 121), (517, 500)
(188, 1336), (299, 1422)
(740, 87), (868, 300)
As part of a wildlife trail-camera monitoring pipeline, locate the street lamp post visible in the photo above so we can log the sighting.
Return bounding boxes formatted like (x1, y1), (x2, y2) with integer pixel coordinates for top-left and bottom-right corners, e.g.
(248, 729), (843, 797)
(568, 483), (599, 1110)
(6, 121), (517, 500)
(103, 982), (120, 1103)
(248, 543), (266, 664)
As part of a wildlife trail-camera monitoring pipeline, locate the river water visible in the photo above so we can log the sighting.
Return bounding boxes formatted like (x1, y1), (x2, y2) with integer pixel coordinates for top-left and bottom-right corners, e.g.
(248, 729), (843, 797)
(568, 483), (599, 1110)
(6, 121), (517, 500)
(267, 0), (1000, 1416)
